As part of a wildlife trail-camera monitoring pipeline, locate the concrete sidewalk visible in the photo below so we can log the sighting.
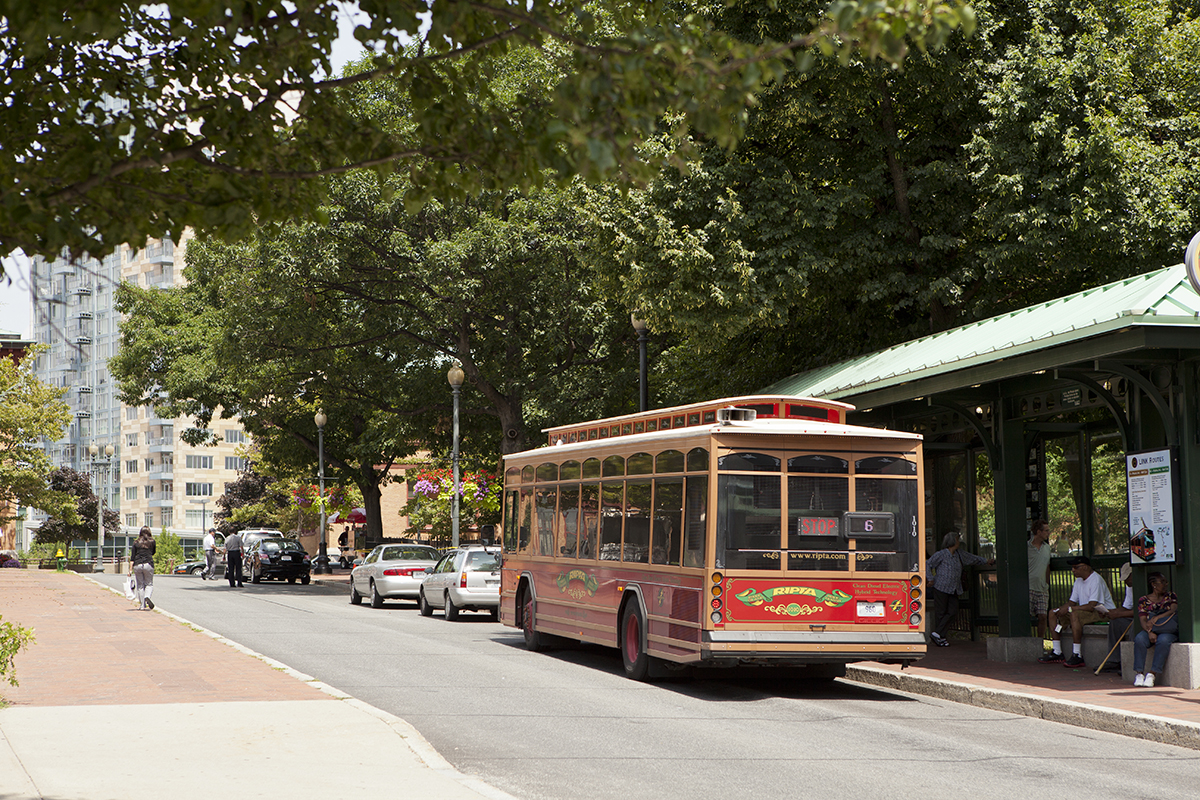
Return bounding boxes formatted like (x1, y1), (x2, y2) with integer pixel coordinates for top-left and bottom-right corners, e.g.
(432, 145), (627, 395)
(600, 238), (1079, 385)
(0, 570), (515, 800)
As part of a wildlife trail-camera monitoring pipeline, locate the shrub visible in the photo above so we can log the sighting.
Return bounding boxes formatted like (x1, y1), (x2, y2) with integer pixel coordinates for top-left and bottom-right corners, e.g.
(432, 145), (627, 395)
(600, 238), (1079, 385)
(0, 615), (35, 687)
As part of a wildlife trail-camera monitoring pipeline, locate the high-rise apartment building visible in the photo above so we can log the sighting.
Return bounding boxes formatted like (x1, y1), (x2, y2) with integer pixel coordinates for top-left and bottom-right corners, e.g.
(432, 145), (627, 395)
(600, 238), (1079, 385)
(28, 234), (246, 559)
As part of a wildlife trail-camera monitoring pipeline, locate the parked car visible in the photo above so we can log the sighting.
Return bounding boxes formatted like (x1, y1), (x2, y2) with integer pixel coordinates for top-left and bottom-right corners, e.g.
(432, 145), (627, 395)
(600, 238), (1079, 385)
(172, 560), (207, 576)
(349, 544), (441, 608)
(418, 545), (501, 620)
(244, 537), (311, 584)
(238, 528), (285, 553)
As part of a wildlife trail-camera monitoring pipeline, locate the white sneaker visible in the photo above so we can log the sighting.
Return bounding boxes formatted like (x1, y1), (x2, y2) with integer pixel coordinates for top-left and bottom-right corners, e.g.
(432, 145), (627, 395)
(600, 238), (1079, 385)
(1134, 673), (1145, 687)
(1144, 673), (1156, 688)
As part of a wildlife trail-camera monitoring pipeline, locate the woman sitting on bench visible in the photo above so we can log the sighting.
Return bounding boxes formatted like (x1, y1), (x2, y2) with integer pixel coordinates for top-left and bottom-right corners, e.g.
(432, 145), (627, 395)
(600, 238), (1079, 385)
(1133, 571), (1179, 688)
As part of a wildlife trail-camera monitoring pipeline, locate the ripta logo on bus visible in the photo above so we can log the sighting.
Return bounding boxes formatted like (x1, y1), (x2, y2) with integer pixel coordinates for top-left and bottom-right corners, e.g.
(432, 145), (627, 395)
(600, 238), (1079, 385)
(557, 569), (599, 599)
(734, 586), (853, 608)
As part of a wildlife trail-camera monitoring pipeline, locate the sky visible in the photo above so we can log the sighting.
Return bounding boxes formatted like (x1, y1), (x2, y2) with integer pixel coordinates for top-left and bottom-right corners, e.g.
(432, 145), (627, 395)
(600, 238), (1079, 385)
(0, 5), (370, 340)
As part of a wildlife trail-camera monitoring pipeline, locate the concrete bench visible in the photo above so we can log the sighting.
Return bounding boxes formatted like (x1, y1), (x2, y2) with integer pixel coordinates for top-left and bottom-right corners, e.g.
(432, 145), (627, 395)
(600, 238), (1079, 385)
(986, 624), (1114, 663)
(1120, 641), (1200, 688)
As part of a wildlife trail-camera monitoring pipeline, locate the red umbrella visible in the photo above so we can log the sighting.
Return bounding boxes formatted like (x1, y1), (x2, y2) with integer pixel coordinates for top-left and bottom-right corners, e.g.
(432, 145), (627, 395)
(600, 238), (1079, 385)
(344, 507), (367, 523)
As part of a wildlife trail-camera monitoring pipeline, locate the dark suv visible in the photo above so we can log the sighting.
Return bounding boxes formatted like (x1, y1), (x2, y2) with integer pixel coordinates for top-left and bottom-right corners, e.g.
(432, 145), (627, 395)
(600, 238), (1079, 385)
(245, 537), (311, 584)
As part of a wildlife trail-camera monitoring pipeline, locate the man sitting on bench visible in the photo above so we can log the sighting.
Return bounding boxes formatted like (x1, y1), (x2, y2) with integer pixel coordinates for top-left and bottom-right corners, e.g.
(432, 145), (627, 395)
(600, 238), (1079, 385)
(1039, 555), (1116, 668)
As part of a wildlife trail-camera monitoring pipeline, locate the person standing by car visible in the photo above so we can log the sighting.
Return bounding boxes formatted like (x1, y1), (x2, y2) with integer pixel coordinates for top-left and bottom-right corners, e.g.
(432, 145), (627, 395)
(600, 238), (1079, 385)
(130, 526), (156, 610)
(224, 530), (244, 587)
(201, 528), (219, 580)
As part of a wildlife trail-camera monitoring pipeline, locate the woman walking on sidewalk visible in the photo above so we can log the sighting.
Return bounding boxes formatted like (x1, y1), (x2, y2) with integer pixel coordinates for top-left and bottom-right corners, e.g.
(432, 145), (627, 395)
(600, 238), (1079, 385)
(130, 526), (156, 611)
(1133, 571), (1178, 687)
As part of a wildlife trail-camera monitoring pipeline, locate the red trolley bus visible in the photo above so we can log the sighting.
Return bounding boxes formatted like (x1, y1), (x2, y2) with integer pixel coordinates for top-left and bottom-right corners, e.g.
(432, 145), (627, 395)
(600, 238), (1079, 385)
(499, 395), (926, 680)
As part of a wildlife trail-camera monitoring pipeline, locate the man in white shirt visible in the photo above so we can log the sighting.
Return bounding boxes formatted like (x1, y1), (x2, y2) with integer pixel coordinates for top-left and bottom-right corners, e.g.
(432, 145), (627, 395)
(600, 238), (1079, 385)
(1027, 520), (1052, 638)
(201, 528), (219, 581)
(1039, 555), (1115, 668)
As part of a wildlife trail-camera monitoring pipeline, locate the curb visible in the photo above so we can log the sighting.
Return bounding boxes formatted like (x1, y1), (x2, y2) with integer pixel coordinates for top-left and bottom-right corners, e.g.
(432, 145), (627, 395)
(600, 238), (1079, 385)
(845, 664), (1200, 751)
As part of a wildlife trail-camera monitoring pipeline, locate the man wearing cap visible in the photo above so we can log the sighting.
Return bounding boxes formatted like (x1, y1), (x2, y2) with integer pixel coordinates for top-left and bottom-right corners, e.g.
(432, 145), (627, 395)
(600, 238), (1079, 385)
(201, 528), (219, 581)
(1097, 562), (1136, 672)
(1040, 555), (1116, 667)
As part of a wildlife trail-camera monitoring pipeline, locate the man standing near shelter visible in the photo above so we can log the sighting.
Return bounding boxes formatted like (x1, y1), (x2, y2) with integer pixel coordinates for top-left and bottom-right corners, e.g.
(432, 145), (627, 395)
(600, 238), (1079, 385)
(1028, 520), (1052, 638)
(1039, 555), (1115, 668)
(224, 530), (244, 588)
(201, 528), (219, 581)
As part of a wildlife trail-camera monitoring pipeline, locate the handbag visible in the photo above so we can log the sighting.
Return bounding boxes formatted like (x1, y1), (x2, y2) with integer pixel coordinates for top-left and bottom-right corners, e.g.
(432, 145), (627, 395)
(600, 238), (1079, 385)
(1151, 611), (1178, 635)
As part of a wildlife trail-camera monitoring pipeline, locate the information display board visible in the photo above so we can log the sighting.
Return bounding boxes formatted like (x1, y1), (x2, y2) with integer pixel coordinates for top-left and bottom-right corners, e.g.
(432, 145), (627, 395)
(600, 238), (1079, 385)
(1125, 448), (1181, 565)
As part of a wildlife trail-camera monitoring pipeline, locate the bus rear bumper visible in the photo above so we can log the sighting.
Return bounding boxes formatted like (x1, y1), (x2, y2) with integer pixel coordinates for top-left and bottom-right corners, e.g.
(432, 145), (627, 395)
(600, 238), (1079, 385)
(699, 630), (926, 663)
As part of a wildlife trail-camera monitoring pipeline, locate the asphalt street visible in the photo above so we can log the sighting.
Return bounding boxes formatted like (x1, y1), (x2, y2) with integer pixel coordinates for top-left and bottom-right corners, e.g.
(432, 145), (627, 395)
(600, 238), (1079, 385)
(93, 573), (1200, 800)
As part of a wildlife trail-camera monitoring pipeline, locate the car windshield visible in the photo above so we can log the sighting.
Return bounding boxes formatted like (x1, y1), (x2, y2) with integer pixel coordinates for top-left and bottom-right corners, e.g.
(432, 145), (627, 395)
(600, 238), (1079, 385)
(464, 551), (500, 572)
(381, 546), (439, 561)
(261, 539), (302, 553)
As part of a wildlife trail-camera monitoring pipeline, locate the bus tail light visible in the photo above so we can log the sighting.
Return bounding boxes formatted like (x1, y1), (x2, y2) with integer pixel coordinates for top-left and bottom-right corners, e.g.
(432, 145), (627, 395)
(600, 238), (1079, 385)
(908, 574), (922, 626)
(710, 573), (724, 626)
(909, 613), (922, 626)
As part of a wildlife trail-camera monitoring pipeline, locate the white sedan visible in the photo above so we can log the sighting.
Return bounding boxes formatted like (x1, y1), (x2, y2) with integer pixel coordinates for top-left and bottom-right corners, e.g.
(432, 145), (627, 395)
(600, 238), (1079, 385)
(418, 546), (501, 620)
(349, 544), (441, 608)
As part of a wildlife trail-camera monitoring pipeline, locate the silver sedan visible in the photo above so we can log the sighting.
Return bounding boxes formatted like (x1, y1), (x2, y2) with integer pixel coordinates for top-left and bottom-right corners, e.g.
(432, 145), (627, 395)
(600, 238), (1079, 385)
(349, 544), (441, 608)
(418, 546), (501, 620)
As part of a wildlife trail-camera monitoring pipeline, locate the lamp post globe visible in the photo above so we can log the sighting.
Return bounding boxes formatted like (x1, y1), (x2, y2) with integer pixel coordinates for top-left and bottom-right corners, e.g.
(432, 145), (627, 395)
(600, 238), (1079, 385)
(631, 311), (649, 412)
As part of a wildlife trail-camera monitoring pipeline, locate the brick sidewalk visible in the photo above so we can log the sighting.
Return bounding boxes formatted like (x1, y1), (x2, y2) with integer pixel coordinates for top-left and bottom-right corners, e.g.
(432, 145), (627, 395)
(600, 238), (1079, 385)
(0, 570), (322, 707)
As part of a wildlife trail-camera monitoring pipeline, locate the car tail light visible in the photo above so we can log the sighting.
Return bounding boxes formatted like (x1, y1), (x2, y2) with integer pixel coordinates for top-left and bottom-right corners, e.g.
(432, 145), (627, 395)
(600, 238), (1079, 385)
(384, 567), (425, 577)
(460, 572), (468, 589)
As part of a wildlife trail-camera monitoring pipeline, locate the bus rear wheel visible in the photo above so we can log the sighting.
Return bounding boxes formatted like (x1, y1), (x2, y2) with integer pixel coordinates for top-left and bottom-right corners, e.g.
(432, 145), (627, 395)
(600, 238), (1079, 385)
(620, 603), (650, 681)
(521, 588), (544, 651)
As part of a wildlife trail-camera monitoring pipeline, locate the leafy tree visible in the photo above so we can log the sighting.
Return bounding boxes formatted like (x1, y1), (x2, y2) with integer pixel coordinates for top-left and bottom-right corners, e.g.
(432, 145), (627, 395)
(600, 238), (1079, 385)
(588, 0), (1200, 393)
(30, 467), (119, 547)
(153, 530), (187, 574)
(0, 0), (974, 266)
(0, 345), (75, 524)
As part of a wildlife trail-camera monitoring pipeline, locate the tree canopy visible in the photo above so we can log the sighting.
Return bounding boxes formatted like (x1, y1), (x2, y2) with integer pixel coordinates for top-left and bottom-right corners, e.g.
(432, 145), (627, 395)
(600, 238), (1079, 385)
(586, 0), (1200, 394)
(32, 466), (120, 546)
(0, 0), (974, 267)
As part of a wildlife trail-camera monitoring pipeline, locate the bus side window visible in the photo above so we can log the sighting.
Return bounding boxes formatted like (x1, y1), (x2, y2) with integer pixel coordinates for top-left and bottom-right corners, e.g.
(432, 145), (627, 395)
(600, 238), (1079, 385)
(503, 490), (518, 551)
(653, 478), (683, 566)
(683, 476), (707, 568)
(558, 485), (580, 557)
(536, 486), (557, 556)
(518, 487), (533, 553)
(580, 483), (599, 560)
(600, 482), (623, 560)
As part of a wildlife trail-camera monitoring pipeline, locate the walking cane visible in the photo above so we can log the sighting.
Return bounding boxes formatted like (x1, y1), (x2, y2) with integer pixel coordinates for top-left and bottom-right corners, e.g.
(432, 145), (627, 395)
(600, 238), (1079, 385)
(1094, 622), (1130, 675)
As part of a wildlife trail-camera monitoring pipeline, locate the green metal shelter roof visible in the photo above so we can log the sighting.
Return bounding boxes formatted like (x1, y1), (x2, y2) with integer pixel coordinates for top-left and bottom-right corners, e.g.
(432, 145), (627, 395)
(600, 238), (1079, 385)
(763, 264), (1200, 401)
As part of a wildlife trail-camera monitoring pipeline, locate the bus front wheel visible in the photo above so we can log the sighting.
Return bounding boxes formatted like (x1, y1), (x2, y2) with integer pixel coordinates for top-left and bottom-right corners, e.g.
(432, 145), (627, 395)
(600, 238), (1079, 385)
(620, 603), (650, 681)
(521, 588), (544, 651)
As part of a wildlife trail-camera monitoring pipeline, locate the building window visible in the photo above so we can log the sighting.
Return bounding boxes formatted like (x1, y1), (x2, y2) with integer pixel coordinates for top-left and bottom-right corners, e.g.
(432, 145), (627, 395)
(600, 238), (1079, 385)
(145, 484), (153, 499)
(125, 487), (137, 501)
(225, 456), (246, 471)
(224, 429), (246, 444)
(125, 514), (137, 528)
(185, 509), (205, 529)
(126, 460), (138, 474)
(185, 455), (213, 469)
(144, 512), (154, 528)
(161, 510), (173, 528)
(185, 483), (213, 497)
(126, 432), (138, 447)
(126, 406), (138, 420)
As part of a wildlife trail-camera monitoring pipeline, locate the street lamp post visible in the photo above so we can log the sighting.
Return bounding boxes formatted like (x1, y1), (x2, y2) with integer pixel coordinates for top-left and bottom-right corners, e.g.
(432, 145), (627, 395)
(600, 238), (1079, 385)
(88, 443), (114, 572)
(447, 363), (465, 548)
(631, 311), (648, 412)
(313, 409), (331, 574)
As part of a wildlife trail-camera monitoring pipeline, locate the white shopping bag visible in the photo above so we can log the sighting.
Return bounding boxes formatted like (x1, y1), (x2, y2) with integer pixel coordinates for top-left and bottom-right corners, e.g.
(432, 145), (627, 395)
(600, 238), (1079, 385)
(124, 575), (136, 601)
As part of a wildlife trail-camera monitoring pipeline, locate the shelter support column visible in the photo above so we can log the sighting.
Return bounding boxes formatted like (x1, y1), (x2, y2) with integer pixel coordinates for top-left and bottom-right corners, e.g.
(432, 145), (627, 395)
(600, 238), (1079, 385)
(985, 397), (1039, 660)
(1173, 362), (1200, 645)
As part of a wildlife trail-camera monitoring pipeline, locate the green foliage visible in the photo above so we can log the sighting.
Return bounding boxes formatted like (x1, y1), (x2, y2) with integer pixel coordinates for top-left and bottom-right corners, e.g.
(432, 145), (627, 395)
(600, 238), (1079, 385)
(400, 462), (503, 545)
(153, 531), (187, 574)
(32, 467), (120, 546)
(0, 345), (75, 524)
(0, 615), (35, 687)
(590, 0), (1200, 392)
(0, 0), (974, 265)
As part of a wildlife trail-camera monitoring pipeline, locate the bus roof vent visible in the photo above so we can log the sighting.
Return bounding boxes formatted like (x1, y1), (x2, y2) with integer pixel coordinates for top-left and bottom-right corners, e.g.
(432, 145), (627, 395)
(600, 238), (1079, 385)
(717, 406), (757, 424)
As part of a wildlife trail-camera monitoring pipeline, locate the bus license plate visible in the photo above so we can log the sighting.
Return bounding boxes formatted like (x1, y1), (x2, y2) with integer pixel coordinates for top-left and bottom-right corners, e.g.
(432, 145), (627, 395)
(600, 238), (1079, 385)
(857, 601), (884, 617)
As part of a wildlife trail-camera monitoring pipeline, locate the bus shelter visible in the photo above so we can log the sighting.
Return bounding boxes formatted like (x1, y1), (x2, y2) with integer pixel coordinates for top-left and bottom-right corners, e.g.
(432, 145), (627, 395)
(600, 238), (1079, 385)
(764, 264), (1200, 657)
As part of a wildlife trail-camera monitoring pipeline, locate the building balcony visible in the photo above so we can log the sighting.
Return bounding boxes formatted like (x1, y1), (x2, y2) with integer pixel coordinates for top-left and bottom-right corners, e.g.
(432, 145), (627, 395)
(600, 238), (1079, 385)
(148, 464), (174, 476)
(149, 494), (174, 507)
(72, 285), (92, 296)
(73, 336), (92, 346)
(147, 270), (174, 286)
(148, 435), (174, 453)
